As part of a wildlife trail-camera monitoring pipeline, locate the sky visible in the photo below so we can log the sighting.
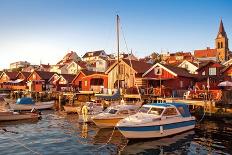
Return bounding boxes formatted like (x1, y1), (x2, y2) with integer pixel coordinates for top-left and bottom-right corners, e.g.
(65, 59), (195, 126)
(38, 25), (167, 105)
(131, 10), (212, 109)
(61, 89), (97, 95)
(0, 0), (232, 70)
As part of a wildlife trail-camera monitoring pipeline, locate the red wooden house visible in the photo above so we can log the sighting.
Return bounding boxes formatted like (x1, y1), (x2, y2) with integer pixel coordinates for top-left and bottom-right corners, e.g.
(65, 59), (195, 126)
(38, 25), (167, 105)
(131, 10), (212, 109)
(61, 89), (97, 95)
(72, 69), (108, 92)
(220, 64), (232, 81)
(195, 61), (224, 89)
(27, 71), (55, 92)
(0, 71), (18, 89)
(49, 73), (76, 91)
(142, 63), (194, 96)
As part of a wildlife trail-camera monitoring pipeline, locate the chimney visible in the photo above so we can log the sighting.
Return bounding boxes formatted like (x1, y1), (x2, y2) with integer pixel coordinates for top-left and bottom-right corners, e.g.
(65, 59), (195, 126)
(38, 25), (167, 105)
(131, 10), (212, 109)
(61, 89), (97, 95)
(206, 47), (210, 50)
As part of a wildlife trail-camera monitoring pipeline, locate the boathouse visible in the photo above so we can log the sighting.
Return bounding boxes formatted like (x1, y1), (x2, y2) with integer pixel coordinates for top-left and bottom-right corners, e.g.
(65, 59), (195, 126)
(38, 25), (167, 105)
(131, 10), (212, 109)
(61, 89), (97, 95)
(105, 59), (152, 90)
(72, 69), (108, 92)
(142, 63), (194, 96)
(195, 61), (224, 89)
(0, 71), (18, 89)
(27, 71), (55, 92)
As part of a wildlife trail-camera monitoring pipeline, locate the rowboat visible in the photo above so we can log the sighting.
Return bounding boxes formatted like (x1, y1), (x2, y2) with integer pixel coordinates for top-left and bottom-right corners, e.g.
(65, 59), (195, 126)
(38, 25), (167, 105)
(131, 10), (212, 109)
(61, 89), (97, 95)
(0, 111), (40, 121)
(117, 102), (196, 139)
(64, 101), (103, 115)
(8, 97), (54, 111)
(63, 106), (81, 114)
(92, 104), (140, 128)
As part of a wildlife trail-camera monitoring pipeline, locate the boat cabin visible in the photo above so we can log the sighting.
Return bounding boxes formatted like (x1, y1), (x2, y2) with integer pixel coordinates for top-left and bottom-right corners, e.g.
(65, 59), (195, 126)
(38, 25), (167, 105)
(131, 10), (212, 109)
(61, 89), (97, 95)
(140, 103), (191, 118)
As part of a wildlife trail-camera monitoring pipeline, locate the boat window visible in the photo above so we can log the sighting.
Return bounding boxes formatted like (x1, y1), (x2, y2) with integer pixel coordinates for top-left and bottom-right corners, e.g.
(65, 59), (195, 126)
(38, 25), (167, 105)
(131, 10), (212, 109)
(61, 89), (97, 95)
(118, 110), (129, 115)
(177, 107), (186, 116)
(148, 107), (164, 115)
(107, 109), (118, 114)
(139, 107), (150, 113)
(163, 108), (178, 116)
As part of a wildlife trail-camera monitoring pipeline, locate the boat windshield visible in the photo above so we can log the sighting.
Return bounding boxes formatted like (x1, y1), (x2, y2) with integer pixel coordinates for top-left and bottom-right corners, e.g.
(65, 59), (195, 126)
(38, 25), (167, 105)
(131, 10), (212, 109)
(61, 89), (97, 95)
(139, 107), (150, 113)
(148, 107), (164, 115)
(104, 108), (118, 114)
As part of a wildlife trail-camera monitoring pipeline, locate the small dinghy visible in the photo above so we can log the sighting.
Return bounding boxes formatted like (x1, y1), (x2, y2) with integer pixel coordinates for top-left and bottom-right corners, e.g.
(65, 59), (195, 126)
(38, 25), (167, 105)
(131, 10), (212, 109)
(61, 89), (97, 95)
(117, 102), (196, 139)
(0, 110), (40, 121)
(9, 97), (54, 111)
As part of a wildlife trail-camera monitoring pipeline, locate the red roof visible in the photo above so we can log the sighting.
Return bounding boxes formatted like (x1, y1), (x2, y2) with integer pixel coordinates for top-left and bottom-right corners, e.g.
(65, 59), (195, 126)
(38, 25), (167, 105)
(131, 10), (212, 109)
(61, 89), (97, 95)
(194, 48), (217, 58)
(5, 72), (18, 80)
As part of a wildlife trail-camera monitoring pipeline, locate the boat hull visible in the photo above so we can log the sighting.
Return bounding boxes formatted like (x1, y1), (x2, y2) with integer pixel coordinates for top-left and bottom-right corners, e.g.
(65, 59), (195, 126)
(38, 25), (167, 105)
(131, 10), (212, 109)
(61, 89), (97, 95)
(0, 112), (39, 121)
(92, 117), (123, 128)
(117, 120), (195, 139)
(9, 101), (55, 111)
(63, 106), (81, 114)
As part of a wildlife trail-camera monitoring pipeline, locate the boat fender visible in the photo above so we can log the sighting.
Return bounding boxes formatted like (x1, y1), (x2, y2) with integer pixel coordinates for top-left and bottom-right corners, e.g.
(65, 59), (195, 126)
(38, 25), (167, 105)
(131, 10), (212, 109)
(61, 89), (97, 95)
(160, 126), (164, 134)
(82, 105), (88, 115)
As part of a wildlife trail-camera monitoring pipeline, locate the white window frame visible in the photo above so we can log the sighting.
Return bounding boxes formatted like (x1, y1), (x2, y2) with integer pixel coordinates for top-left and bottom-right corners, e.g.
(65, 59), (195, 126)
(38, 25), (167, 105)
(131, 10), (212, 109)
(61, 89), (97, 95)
(202, 71), (205, 75)
(154, 67), (162, 75)
(209, 68), (216, 76)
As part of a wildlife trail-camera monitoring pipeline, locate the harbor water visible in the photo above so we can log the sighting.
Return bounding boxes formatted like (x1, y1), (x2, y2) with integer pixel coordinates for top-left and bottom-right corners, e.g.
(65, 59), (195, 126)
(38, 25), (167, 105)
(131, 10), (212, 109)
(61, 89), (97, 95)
(0, 110), (232, 155)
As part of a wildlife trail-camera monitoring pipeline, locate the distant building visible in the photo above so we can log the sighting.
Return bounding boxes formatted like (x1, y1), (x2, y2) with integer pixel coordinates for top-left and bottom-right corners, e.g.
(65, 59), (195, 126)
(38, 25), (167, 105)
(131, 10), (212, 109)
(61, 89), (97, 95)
(194, 19), (230, 62)
(82, 50), (107, 62)
(57, 51), (81, 65)
(10, 61), (30, 70)
(178, 60), (199, 74)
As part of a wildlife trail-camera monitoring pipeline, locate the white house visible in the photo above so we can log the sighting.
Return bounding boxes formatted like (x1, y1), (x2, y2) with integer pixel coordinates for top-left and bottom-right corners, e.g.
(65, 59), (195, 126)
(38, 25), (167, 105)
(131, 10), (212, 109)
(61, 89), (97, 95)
(178, 60), (199, 74)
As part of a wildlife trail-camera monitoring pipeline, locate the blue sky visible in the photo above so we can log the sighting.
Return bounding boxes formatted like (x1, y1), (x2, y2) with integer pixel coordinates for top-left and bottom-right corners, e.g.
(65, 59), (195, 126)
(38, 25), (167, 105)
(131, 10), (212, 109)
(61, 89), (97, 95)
(0, 0), (231, 69)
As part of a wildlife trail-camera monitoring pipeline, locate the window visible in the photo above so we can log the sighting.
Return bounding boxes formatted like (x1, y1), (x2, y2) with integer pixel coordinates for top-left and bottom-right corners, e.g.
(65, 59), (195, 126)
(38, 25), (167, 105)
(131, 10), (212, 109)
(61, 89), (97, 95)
(209, 68), (216, 75)
(163, 108), (178, 116)
(180, 81), (183, 88)
(154, 67), (162, 75)
(221, 42), (223, 48)
(202, 71), (205, 75)
(119, 64), (124, 74)
(84, 81), (87, 86)
(148, 107), (164, 115)
(139, 107), (150, 113)
(218, 42), (220, 49)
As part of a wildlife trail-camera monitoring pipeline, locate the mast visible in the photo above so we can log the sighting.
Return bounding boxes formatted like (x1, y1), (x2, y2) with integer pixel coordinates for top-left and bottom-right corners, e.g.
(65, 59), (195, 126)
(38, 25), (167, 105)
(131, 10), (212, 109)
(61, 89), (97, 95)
(117, 15), (120, 89)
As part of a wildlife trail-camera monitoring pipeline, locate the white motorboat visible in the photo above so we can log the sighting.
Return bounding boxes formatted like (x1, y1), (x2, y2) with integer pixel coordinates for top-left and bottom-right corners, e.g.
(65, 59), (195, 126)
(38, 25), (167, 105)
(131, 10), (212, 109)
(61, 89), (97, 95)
(0, 111), (40, 121)
(8, 97), (54, 111)
(92, 104), (140, 128)
(117, 103), (196, 139)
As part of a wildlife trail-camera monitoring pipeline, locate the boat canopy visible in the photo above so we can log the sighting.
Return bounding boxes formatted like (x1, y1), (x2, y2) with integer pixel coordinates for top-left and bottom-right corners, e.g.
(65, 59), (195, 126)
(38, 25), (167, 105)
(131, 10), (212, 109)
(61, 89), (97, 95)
(16, 97), (34, 104)
(95, 89), (120, 100)
(148, 102), (191, 117)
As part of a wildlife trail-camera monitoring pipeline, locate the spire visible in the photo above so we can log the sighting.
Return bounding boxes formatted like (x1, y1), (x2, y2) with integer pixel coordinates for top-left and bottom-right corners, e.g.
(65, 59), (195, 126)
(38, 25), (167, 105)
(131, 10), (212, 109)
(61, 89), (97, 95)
(217, 19), (227, 37)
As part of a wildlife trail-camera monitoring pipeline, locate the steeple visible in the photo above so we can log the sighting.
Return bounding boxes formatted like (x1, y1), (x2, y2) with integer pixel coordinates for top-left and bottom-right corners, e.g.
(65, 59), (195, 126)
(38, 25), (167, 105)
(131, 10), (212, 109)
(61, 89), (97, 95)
(217, 19), (227, 38)
(215, 19), (229, 62)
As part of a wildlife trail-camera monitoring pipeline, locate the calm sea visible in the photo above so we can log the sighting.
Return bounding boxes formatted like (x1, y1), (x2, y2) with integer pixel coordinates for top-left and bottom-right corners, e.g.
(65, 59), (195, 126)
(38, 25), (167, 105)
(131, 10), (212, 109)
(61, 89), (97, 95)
(0, 110), (232, 155)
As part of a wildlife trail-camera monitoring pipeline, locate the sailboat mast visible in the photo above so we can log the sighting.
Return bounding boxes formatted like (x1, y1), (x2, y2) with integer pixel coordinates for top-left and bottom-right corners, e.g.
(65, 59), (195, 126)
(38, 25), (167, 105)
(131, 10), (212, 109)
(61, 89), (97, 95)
(117, 14), (120, 89)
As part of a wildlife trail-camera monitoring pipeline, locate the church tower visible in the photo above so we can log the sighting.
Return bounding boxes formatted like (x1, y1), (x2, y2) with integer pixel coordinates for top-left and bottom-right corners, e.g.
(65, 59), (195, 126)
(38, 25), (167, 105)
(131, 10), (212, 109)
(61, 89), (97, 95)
(215, 19), (229, 62)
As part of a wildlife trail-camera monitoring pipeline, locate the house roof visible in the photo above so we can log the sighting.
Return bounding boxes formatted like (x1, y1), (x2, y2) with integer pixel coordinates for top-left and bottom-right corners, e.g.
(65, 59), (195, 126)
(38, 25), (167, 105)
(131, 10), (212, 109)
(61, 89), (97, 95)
(40, 64), (50, 69)
(143, 63), (194, 78)
(4, 72), (18, 80)
(82, 50), (105, 58)
(162, 64), (194, 77)
(194, 48), (217, 58)
(60, 74), (76, 83)
(122, 59), (152, 74)
(220, 64), (232, 74)
(18, 72), (31, 79)
(35, 71), (56, 80)
(197, 61), (223, 71)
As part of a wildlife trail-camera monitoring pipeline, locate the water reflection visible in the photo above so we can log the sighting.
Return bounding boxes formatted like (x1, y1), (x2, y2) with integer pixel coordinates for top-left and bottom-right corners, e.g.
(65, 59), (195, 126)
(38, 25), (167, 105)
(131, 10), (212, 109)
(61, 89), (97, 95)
(0, 112), (232, 155)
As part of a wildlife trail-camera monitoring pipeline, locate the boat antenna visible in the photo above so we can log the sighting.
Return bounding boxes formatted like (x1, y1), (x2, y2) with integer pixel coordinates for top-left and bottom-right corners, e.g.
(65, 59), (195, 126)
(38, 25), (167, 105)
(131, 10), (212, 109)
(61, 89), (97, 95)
(117, 14), (120, 89)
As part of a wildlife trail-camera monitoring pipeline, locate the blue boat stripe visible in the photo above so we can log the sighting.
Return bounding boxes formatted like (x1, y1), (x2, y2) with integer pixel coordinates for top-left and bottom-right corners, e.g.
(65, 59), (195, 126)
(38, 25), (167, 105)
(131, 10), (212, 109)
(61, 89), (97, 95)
(118, 120), (195, 132)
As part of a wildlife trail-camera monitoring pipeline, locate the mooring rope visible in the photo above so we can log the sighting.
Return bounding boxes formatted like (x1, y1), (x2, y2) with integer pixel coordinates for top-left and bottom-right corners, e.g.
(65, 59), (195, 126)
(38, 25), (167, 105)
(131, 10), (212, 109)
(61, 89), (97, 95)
(96, 126), (117, 150)
(197, 101), (206, 123)
(1, 129), (42, 155)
